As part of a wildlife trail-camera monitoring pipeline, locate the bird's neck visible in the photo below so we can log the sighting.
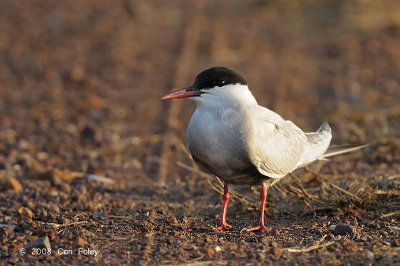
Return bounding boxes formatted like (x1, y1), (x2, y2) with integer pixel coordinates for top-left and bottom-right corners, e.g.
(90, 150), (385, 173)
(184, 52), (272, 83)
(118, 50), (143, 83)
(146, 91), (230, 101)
(226, 84), (258, 106)
(194, 84), (258, 110)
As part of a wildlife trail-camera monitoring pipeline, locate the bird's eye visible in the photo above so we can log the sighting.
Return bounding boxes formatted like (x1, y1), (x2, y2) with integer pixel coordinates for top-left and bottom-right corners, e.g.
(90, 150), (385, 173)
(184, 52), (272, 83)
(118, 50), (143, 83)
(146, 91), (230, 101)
(217, 80), (225, 87)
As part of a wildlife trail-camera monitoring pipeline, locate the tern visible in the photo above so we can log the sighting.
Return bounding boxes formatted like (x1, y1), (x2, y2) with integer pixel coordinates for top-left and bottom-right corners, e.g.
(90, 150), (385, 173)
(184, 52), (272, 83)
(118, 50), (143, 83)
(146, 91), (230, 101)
(162, 66), (367, 232)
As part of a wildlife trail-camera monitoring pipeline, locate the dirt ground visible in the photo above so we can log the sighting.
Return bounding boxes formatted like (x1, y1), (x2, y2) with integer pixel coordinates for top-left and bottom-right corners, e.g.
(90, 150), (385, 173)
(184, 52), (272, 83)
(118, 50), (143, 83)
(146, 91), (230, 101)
(0, 0), (399, 265)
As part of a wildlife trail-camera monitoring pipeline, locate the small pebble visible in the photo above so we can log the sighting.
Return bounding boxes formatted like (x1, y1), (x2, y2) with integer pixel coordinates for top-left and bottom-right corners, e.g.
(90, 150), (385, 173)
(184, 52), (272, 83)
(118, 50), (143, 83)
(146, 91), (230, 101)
(214, 245), (222, 253)
(74, 236), (88, 247)
(23, 236), (51, 252)
(206, 247), (215, 256)
(391, 239), (400, 247)
(18, 207), (33, 221)
(329, 223), (356, 236)
(87, 174), (114, 184)
(6, 178), (23, 192)
(390, 226), (400, 233)
(0, 171), (22, 192)
(0, 224), (17, 231)
(366, 250), (374, 261)
(270, 242), (282, 257)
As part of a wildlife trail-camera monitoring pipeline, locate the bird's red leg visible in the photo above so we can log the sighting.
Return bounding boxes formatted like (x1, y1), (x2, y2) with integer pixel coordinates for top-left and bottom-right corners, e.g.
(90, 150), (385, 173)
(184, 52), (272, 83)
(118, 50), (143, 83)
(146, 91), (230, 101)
(215, 184), (232, 230)
(246, 183), (268, 232)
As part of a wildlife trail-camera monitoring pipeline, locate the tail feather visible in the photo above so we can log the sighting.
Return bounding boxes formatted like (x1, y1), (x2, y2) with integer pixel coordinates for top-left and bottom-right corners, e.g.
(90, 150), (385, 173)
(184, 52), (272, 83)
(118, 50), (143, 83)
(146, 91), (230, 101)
(321, 143), (369, 159)
(298, 122), (368, 168)
(298, 122), (332, 168)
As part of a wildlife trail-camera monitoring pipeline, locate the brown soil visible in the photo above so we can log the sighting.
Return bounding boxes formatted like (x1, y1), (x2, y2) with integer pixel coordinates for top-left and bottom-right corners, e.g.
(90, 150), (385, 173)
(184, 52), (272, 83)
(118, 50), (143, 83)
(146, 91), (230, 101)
(0, 0), (399, 265)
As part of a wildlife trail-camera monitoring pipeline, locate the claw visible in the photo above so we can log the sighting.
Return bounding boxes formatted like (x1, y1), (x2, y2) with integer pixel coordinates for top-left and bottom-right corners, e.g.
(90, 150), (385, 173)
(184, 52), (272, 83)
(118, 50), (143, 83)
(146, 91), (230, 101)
(246, 225), (268, 232)
(215, 223), (232, 231)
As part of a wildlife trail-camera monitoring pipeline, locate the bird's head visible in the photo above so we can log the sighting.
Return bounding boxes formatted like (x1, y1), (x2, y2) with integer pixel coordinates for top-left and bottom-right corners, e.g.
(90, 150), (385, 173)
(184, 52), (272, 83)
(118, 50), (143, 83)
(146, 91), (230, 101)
(162, 67), (256, 106)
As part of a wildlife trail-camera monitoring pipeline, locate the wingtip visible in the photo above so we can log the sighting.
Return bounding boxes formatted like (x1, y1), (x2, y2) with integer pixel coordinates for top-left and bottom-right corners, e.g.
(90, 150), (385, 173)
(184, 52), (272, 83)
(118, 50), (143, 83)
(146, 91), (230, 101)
(318, 122), (331, 135)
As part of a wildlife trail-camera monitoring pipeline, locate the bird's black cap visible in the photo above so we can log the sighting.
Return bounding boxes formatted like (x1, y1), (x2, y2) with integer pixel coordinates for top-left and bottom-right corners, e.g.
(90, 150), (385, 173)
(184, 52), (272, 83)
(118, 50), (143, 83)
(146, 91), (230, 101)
(190, 67), (248, 91)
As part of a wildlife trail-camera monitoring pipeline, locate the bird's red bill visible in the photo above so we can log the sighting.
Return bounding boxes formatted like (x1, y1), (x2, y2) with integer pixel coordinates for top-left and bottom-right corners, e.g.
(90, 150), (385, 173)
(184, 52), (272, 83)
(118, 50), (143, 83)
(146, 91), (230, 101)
(161, 87), (202, 100)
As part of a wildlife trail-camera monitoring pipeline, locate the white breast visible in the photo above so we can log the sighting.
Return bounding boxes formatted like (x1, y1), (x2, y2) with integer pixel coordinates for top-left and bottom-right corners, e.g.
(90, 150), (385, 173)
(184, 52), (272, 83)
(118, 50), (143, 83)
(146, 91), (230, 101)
(187, 105), (251, 178)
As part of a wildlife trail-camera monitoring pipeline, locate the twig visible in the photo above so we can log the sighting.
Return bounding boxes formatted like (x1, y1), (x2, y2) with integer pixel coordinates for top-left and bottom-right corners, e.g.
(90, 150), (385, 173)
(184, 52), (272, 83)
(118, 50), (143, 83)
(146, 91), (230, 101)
(36, 221), (64, 228)
(304, 167), (333, 180)
(172, 261), (228, 266)
(206, 178), (224, 195)
(287, 174), (315, 211)
(274, 183), (289, 196)
(67, 221), (91, 226)
(290, 173), (316, 200)
(176, 161), (213, 179)
(36, 220), (90, 228)
(215, 177), (225, 190)
(286, 235), (334, 253)
(287, 241), (335, 253)
(176, 161), (225, 197)
(94, 237), (129, 241)
(106, 215), (135, 220)
(381, 211), (400, 218)
(175, 136), (194, 162)
(288, 185), (304, 196)
(388, 174), (400, 180)
(330, 183), (361, 201)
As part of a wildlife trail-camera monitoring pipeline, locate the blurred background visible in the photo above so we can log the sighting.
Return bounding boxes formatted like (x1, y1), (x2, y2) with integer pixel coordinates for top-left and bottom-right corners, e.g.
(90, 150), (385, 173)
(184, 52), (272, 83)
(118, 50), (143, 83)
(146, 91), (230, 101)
(0, 0), (399, 264)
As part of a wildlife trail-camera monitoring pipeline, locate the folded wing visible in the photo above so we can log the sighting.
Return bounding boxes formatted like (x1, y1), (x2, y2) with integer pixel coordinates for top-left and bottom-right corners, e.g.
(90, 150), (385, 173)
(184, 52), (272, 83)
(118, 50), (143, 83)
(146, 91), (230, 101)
(247, 106), (307, 179)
